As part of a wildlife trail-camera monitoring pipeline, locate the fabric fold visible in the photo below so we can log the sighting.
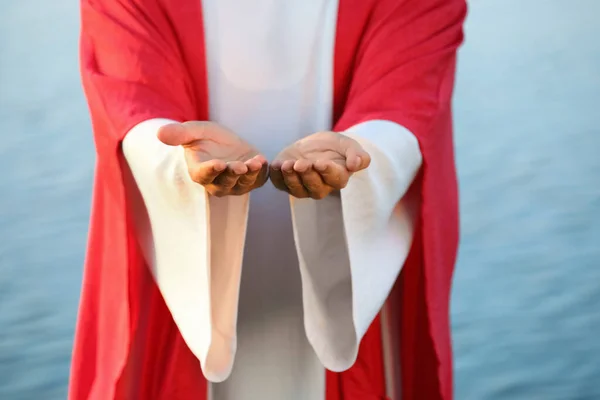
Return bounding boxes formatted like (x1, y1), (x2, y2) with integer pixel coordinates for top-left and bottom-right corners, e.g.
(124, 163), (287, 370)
(291, 120), (422, 371)
(122, 118), (248, 382)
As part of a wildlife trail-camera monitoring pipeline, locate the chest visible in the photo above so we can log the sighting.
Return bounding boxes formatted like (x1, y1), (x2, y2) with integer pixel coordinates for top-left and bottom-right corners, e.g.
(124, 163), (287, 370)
(201, 0), (339, 91)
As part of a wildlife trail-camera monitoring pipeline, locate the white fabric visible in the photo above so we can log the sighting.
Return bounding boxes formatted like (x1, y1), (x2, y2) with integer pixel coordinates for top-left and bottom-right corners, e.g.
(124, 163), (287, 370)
(381, 287), (403, 400)
(291, 120), (422, 372)
(122, 119), (250, 382)
(121, 0), (423, 398)
(203, 0), (336, 398)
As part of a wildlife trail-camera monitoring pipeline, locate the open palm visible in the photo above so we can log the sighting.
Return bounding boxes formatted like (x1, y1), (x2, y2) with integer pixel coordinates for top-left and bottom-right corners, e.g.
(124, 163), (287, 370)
(158, 121), (268, 196)
(270, 131), (371, 199)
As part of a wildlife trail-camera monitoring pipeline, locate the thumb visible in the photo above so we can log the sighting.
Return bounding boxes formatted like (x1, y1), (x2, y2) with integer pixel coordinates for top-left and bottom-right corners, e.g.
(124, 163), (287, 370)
(157, 123), (192, 146)
(157, 122), (211, 146)
(340, 136), (371, 172)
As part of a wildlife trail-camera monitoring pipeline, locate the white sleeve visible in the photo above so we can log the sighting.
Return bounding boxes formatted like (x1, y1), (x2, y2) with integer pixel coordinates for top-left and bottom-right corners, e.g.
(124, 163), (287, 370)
(290, 120), (422, 372)
(122, 119), (248, 382)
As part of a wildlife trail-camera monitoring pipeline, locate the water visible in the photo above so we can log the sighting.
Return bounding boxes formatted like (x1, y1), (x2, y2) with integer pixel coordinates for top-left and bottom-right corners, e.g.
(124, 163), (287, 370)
(0, 1), (599, 399)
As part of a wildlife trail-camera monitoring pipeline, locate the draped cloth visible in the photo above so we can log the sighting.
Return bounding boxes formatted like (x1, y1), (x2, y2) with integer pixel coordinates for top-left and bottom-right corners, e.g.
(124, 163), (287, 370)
(69, 0), (466, 398)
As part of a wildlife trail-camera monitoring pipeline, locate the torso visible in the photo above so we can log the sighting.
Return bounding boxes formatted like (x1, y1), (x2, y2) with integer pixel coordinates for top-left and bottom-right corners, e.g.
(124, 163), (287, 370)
(202, 0), (340, 398)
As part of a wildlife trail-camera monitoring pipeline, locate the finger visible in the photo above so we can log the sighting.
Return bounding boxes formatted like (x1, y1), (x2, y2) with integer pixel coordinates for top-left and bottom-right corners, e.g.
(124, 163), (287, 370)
(297, 163), (330, 199)
(237, 157), (264, 188)
(255, 161), (270, 188)
(246, 155), (266, 173)
(212, 172), (239, 191)
(189, 159), (227, 185)
(213, 161), (247, 189)
(283, 171), (310, 198)
(344, 145), (371, 172)
(314, 160), (350, 190)
(228, 161), (249, 175)
(270, 159), (284, 170)
(335, 135), (371, 172)
(157, 123), (201, 146)
(282, 161), (310, 198)
(269, 163), (288, 192)
(292, 159), (312, 173)
(157, 121), (224, 147)
(281, 160), (296, 172)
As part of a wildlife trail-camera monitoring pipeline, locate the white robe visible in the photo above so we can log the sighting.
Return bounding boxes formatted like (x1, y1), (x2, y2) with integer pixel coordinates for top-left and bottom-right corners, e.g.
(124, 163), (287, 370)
(121, 0), (422, 398)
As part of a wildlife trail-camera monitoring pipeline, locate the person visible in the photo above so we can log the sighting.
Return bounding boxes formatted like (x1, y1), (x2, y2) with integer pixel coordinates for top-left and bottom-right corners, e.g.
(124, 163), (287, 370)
(69, 0), (466, 398)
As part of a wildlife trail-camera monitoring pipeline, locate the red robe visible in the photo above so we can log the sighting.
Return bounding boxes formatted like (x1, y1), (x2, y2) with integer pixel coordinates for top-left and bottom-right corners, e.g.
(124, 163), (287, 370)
(70, 0), (466, 398)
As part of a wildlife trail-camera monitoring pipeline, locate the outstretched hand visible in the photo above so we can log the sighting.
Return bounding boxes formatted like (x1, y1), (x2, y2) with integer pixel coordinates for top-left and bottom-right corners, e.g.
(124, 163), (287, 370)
(270, 131), (371, 199)
(158, 121), (268, 197)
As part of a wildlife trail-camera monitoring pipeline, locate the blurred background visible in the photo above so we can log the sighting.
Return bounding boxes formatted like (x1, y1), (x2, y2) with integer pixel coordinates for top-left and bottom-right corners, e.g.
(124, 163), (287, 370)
(1, 0), (599, 399)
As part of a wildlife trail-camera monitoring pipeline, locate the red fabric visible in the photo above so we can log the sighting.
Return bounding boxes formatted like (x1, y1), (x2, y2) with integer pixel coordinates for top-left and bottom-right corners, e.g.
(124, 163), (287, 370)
(71, 1), (207, 399)
(332, 0), (467, 399)
(70, 0), (465, 399)
(326, 315), (388, 400)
